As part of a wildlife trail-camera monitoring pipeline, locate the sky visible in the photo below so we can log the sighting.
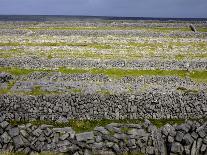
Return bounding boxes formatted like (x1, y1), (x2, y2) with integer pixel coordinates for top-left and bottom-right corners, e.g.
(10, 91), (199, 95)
(0, 0), (207, 18)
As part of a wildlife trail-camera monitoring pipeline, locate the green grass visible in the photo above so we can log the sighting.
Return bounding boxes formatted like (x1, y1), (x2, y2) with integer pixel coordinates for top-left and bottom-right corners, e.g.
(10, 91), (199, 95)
(149, 119), (185, 128)
(197, 27), (207, 32)
(0, 42), (112, 49)
(58, 67), (87, 74)
(1, 67), (207, 82)
(10, 119), (142, 133)
(10, 118), (206, 133)
(0, 67), (50, 75)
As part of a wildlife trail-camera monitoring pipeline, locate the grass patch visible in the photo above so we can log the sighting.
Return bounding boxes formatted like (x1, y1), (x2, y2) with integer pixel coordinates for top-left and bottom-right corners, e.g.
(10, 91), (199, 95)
(149, 119), (185, 128)
(0, 42), (112, 50)
(9, 118), (206, 133)
(58, 67), (87, 74)
(1, 67), (207, 82)
(70, 88), (82, 93)
(0, 67), (50, 75)
(0, 80), (16, 95)
(197, 27), (207, 32)
(96, 90), (111, 95)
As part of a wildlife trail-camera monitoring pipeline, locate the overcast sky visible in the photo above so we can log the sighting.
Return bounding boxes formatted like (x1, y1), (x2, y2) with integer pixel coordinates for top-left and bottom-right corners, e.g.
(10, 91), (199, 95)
(0, 0), (207, 18)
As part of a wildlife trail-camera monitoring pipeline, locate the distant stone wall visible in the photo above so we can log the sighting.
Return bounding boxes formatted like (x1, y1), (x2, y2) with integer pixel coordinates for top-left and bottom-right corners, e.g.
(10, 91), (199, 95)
(0, 116), (207, 155)
(0, 92), (206, 121)
(1, 58), (207, 70)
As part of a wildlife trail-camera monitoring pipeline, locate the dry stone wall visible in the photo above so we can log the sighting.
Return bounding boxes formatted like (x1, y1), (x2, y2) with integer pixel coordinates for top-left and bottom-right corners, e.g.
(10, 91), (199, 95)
(0, 92), (206, 121)
(0, 116), (207, 155)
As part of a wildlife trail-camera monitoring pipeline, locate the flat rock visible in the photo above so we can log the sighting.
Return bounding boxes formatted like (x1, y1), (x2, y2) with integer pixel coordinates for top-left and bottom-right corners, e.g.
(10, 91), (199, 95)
(76, 132), (94, 141)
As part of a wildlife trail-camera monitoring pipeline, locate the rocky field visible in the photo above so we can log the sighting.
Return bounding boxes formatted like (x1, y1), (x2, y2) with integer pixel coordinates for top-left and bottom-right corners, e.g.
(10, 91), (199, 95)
(0, 19), (207, 154)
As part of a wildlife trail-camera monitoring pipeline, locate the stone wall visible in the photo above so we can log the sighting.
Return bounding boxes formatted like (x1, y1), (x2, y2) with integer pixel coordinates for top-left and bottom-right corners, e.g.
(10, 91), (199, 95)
(0, 116), (207, 155)
(0, 92), (206, 121)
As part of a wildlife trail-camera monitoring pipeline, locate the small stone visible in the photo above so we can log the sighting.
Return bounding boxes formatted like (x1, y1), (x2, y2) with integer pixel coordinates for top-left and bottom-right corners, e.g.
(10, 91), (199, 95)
(184, 145), (191, 155)
(127, 129), (146, 138)
(92, 142), (104, 150)
(196, 126), (206, 138)
(33, 128), (42, 137)
(203, 136), (207, 144)
(171, 142), (184, 154)
(9, 127), (20, 137)
(13, 135), (24, 148)
(59, 133), (69, 141)
(191, 132), (198, 140)
(146, 146), (154, 154)
(162, 124), (175, 136)
(0, 115), (5, 123)
(106, 142), (114, 148)
(176, 124), (191, 133)
(76, 132), (94, 141)
(0, 121), (9, 129)
(191, 140), (196, 155)
(94, 126), (109, 135)
(1, 132), (11, 143)
(168, 136), (174, 143)
(84, 149), (92, 155)
(95, 135), (102, 142)
(200, 144), (207, 153)
(182, 133), (194, 145)
(175, 131), (184, 142)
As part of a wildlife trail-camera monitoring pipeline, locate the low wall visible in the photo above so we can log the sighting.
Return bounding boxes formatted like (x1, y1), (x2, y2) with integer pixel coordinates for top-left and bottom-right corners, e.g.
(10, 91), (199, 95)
(0, 116), (206, 155)
(0, 92), (206, 121)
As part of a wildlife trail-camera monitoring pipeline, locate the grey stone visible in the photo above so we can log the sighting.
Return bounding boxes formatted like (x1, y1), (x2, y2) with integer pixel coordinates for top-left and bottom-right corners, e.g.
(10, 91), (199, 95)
(175, 131), (184, 142)
(92, 142), (104, 150)
(176, 123), (191, 133)
(196, 126), (206, 138)
(57, 116), (68, 123)
(33, 128), (42, 137)
(76, 132), (94, 141)
(112, 144), (121, 154)
(8, 127), (20, 137)
(59, 133), (69, 141)
(0, 115), (5, 123)
(196, 138), (203, 154)
(184, 145), (191, 155)
(94, 126), (109, 135)
(203, 136), (207, 144)
(171, 142), (184, 154)
(13, 135), (24, 148)
(106, 142), (114, 148)
(191, 132), (199, 140)
(200, 144), (206, 153)
(84, 149), (92, 155)
(113, 133), (126, 140)
(127, 129), (147, 138)
(95, 135), (102, 142)
(59, 145), (71, 153)
(191, 140), (196, 155)
(162, 124), (175, 136)
(0, 121), (9, 129)
(1, 132), (11, 143)
(182, 133), (194, 145)
(146, 146), (154, 155)
(168, 136), (174, 143)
